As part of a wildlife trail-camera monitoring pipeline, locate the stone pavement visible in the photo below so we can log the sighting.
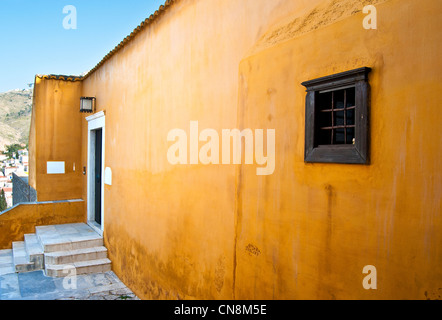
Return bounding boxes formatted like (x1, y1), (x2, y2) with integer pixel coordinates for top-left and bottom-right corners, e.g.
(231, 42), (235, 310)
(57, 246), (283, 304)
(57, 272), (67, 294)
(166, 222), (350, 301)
(0, 249), (139, 300)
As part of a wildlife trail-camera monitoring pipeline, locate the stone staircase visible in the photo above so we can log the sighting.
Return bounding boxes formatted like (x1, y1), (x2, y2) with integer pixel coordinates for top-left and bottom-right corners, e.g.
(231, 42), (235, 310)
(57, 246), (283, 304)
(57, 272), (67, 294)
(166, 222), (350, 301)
(3, 223), (111, 277)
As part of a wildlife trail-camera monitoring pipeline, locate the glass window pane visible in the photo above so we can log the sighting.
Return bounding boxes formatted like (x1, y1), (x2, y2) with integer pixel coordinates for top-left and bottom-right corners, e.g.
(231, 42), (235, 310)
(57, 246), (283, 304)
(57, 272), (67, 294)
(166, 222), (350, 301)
(335, 110), (345, 126)
(317, 91), (333, 111)
(334, 90), (345, 109)
(346, 127), (355, 144)
(317, 129), (332, 146)
(346, 87), (355, 107)
(346, 109), (355, 126)
(334, 128), (345, 144)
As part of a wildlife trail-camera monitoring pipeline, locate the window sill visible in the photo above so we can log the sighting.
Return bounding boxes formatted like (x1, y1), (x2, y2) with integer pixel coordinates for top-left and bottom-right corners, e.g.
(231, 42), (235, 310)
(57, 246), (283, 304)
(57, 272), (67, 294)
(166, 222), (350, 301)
(305, 144), (368, 164)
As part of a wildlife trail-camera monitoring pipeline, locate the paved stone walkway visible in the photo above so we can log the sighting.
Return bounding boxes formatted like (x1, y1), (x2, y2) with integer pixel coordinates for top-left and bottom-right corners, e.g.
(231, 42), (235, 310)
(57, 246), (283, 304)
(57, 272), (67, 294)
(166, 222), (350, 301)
(0, 249), (139, 300)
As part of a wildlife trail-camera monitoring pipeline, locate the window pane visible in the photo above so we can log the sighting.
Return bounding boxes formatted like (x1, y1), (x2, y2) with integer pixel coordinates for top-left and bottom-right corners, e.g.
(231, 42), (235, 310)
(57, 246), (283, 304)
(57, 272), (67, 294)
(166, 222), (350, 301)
(317, 110), (332, 128)
(334, 90), (345, 109)
(346, 127), (355, 144)
(315, 86), (358, 146)
(346, 109), (355, 126)
(317, 129), (332, 146)
(346, 87), (355, 107)
(317, 91), (333, 111)
(334, 128), (345, 144)
(316, 91), (333, 146)
(335, 110), (345, 126)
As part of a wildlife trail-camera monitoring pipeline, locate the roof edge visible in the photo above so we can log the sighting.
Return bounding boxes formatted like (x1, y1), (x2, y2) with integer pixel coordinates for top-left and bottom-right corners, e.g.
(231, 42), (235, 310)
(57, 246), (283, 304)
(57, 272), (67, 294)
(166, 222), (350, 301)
(35, 74), (83, 82)
(83, 0), (176, 80)
(34, 0), (176, 84)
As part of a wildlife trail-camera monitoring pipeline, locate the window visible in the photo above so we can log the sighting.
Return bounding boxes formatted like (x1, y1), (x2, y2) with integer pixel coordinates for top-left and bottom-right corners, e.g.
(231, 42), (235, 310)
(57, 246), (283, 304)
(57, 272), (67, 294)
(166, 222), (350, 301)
(301, 67), (371, 164)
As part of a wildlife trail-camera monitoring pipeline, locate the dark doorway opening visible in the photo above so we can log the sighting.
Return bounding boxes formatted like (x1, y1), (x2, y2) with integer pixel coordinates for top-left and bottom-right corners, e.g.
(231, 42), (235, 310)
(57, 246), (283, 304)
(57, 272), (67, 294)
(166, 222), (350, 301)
(94, 128), (102, 225)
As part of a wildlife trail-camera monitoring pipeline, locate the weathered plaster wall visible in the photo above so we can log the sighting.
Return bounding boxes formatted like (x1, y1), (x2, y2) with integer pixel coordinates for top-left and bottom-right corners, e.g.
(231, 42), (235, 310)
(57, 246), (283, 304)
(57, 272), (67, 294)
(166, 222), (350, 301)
(72, 0), (441, 300)
(30, 78), (83, 202)
(250, 0), (389, 55)
(236, 0), (442, 299)
(80, 0), (326, 300)
(0, 200), (85, 250)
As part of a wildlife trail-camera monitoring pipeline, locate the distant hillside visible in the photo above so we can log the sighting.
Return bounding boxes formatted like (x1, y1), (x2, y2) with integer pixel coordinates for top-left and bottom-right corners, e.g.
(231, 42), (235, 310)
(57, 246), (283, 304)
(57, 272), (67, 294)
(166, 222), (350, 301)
(0, 89), (33, 152)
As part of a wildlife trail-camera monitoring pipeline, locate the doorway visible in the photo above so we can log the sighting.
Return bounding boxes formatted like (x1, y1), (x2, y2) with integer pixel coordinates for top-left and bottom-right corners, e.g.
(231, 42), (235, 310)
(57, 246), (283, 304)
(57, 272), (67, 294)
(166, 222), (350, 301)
(94, 128), (102, 225)
(86, 111), (105, 235)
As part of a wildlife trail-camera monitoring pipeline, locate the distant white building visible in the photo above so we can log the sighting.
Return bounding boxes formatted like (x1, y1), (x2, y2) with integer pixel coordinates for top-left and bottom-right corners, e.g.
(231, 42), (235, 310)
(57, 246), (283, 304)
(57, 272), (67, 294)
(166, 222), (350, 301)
(0, 178), (12, 189)
(0, 176), (9, 187)
(18, 149), (28, 156)
(20, 155), (29, 164)
(4, 166), (17, 177)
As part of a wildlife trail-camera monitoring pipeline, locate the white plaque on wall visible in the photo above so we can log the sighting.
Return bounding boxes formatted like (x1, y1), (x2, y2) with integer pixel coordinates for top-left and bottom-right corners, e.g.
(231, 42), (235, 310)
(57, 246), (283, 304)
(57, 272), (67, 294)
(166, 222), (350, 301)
(104, 167), (112, 186)
(47, 161), (65, 174)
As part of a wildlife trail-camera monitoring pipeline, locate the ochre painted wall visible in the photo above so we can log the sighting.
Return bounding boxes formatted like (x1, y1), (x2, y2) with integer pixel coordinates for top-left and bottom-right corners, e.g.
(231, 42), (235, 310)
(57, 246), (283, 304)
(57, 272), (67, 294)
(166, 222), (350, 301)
(80, 0), (325, 300)
(0, 201), (85, 250)
(80, 0), (441, 300)
(31, 0), (441, 300)
(235, 0), (442, 300)
(30, 78), (83, 202)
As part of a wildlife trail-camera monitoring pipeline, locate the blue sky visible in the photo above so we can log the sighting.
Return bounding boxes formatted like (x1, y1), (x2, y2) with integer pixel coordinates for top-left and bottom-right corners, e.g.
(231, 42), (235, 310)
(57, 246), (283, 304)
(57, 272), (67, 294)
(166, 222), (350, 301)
(0, 0), (165, 93)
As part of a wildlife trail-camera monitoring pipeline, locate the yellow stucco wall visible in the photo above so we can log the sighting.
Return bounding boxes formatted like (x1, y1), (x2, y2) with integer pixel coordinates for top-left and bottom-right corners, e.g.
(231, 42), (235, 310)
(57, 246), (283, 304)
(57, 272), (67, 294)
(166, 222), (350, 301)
(80, 0), (326, 300)
(30, 77), (83, 202)
(0, 200), (85, 250)
(30, 0), (441, 300)
(235, 0), (442, 299)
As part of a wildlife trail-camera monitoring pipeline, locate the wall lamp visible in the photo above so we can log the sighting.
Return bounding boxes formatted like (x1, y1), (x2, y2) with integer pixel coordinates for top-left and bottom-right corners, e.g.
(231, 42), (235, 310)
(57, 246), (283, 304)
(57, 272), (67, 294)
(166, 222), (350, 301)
(80, 97), (96, 113)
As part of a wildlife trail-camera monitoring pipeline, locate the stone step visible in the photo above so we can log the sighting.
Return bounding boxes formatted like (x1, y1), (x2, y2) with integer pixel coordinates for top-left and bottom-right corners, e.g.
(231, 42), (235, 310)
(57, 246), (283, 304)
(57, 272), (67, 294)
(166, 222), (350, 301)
(5, 223), (111, 278)
(45, 246), (108, 265)
(0, 249), (14, 276)
(45, 258), (112, 278)
(24, 234), (44, 270)
(12, 241), (35, 273)
(36, 224), (104, 253)
(0, 249), (13, 265)
(39, 237), (104, 254)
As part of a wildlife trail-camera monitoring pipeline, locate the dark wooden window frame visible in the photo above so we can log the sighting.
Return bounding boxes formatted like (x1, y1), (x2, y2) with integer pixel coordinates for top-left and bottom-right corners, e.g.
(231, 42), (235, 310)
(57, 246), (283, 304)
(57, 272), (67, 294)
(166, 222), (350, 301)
(302, 67), (372, 164)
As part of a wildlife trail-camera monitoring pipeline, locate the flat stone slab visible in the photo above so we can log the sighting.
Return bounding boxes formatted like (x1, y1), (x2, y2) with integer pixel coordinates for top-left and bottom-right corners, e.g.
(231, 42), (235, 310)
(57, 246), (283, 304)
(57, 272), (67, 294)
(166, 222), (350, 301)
(36, 223), (101, 243)
(0, 250), (13, 266)
(36, 223), (103, 253)
(0, 250), (14, 276)
(12, 242), (34, 273)
(18, 270), (57, 298)
(24, 234), (44, 256)
(0, 270), (139, 300)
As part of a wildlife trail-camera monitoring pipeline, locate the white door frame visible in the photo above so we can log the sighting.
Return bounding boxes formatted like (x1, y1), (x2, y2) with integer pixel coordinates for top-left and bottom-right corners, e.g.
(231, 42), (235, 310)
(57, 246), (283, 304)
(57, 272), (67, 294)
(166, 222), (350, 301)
(86, 111), (105, 235)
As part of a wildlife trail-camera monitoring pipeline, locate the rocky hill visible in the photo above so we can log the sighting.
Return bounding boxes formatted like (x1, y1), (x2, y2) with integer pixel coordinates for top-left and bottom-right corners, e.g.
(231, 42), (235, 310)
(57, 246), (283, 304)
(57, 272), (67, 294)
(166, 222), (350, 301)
(0, 89), (33, 152)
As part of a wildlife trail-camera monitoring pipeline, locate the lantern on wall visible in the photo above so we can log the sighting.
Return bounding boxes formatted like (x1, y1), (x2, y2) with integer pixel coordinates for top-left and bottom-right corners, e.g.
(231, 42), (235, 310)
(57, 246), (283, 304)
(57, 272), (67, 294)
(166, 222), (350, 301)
(80, 97), (96, 113)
